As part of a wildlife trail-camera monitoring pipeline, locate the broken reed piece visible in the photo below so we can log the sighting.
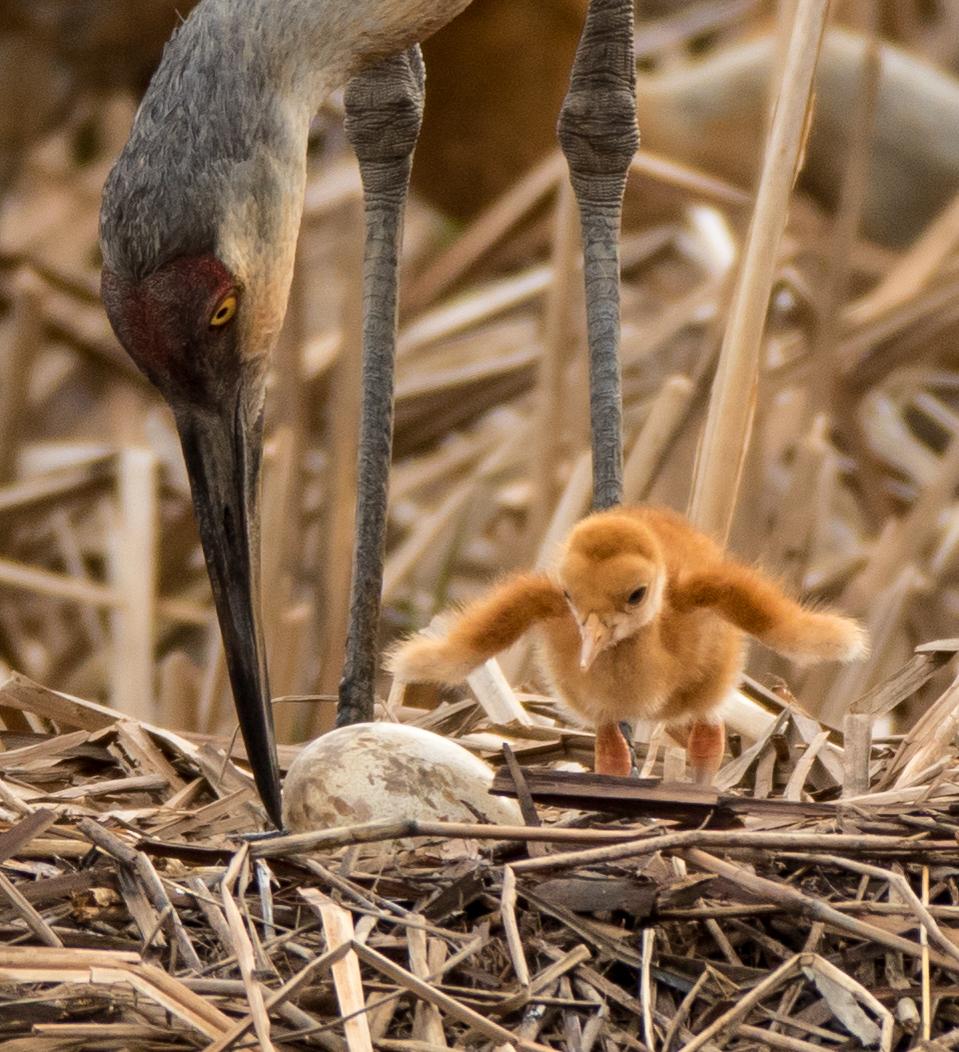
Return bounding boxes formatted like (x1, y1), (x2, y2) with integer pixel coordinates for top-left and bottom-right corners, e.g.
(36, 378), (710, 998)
(490, 766), (837, 822)
(843, 711), (873, 797)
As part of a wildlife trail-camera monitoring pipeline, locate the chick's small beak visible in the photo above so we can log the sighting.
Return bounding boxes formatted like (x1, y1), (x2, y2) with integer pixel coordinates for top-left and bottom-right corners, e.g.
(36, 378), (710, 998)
(174, 392), (283, 828)
(579, 613), (611, 671)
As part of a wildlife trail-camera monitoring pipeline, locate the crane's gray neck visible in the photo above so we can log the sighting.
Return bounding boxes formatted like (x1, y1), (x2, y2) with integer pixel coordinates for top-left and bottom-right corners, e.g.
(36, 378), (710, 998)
(180, 0), (471, 99)
(100, 0), (472, 283)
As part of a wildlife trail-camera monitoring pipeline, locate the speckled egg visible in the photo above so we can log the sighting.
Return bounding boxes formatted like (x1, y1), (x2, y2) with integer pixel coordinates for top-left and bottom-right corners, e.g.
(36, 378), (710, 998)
(282, 722), (522, 838)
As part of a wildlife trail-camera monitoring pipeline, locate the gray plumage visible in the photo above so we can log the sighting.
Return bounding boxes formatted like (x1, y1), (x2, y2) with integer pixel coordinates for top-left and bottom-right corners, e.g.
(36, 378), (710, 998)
(100, 0), (471, 282)
(100, 2), (305, 281)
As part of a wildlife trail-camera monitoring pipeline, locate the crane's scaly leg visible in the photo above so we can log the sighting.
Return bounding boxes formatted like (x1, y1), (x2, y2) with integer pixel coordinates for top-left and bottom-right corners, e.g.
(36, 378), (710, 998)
(558, 0), (638, 510)
(338, 48), (425, 726)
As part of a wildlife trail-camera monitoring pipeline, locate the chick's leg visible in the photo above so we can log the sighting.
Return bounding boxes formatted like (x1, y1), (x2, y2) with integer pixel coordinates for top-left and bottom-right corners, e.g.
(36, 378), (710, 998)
(669, 719), (726, 785)
(595, 720), (632, 776)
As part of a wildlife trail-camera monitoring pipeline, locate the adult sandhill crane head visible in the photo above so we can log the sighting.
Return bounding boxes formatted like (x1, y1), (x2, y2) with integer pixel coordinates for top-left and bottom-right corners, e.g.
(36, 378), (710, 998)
(99, 0), (638, 829)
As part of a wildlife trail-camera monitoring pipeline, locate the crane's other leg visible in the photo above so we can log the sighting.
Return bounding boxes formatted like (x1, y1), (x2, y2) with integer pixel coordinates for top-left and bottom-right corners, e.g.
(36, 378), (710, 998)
(338, 48), (425, 726)
(558, 0), (638, 510)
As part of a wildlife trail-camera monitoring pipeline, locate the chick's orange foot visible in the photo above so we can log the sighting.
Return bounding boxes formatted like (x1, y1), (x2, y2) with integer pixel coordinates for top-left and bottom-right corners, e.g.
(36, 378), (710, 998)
(388, 505), (868, 784)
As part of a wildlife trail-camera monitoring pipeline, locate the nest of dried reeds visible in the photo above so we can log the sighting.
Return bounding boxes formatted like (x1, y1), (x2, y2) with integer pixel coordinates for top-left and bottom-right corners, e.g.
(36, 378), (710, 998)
(1, 651), (959, 1050)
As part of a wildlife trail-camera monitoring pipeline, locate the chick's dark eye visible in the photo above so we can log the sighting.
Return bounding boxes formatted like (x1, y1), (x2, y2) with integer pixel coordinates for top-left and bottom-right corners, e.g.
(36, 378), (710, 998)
(627, 586), (647, 605)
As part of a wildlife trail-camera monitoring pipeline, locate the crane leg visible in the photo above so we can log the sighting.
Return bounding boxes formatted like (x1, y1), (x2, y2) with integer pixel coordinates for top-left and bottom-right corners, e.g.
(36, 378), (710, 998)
(558, 0), (638, 510)
(338, 47), (425, 726)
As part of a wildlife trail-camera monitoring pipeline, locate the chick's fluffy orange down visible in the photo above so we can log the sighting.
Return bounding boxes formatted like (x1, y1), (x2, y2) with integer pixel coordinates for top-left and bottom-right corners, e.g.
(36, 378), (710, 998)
(388, 505), (866, 766)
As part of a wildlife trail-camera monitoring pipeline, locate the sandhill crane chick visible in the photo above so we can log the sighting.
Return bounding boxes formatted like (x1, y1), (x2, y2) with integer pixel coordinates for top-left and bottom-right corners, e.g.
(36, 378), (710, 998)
(389, 506), (867, 782)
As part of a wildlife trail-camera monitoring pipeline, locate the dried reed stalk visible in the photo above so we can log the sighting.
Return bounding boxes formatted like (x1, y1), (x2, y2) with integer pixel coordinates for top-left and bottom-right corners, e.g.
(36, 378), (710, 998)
(687, 0), (829, 543)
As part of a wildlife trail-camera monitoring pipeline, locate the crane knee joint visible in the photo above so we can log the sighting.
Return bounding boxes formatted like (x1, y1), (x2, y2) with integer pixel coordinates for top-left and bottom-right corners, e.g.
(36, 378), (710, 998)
(558, 88), (639, 188)
(345, 47), (425, 168)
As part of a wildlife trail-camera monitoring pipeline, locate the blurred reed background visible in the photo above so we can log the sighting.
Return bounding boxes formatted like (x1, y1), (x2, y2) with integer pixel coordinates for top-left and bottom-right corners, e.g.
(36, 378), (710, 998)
(1, 0), (959, 745)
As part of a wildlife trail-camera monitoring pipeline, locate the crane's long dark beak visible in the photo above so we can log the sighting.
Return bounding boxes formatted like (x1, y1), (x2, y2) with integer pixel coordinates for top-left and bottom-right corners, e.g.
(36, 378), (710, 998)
(174, 397), (283, 828)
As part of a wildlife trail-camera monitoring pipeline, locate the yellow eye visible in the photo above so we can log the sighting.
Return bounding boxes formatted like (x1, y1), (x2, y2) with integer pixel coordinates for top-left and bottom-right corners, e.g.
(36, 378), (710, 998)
(209, 293), (238, 328)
